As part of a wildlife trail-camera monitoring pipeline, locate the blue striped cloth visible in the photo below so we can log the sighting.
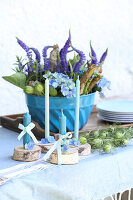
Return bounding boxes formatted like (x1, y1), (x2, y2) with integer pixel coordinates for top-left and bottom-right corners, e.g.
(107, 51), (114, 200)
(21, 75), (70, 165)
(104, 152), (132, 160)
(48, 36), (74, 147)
(0, 127), (133, 200)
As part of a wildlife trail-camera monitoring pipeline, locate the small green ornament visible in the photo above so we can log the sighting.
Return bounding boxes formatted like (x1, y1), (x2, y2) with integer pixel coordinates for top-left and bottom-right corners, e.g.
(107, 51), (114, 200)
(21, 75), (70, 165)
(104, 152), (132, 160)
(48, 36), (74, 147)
(103, 144), (112, 152)
(34, 83), (44, 96)
(80, 136), (87, 144)
(49, 87), (57, 96)
(24, 86), (34, 94)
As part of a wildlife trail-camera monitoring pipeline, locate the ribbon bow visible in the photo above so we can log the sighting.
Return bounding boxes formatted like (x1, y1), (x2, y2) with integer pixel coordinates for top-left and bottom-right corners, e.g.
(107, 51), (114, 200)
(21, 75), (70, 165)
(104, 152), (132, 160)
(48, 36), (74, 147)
(17, 123), (38, 144)
(43, 132), (72, 165)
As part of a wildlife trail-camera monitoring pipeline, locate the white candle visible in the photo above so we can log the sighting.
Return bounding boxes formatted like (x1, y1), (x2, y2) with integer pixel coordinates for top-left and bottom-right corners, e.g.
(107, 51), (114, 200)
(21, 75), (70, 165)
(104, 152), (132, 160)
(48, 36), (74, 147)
(74, 76), (80, 140)
(45, 78), (49, 138)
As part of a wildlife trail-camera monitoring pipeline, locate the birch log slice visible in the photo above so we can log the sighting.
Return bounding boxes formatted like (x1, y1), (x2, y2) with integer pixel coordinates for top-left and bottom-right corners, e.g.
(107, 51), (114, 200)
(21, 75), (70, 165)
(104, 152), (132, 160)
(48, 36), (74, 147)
(37, 143), (54, 153)
(78, 143), (91, 156)
(12, 145), (41, 162)
(50, 148), (79, 165)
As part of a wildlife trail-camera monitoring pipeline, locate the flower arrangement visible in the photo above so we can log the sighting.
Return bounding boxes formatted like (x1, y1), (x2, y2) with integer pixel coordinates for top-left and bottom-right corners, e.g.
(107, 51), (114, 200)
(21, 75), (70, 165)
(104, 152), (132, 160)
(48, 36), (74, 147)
(3, 31), (110, 98)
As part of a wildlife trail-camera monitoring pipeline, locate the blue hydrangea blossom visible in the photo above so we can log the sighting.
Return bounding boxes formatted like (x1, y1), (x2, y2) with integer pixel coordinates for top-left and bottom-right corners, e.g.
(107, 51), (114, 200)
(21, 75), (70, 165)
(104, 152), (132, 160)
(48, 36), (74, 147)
(43, 71), (76, 98)
(98, 77), (111, 98)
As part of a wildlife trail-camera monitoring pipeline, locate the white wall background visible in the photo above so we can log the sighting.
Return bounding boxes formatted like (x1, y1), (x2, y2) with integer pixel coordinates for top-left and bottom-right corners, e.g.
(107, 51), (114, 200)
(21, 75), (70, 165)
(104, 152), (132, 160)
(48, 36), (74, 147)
(0, 0), (133, 115)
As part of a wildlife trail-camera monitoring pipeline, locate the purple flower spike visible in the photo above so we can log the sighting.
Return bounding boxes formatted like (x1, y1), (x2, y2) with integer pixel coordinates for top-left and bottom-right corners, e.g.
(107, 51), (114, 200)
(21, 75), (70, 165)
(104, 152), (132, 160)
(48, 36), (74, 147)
(42, 46), (53, 70)
(99, 48), (108, 66)
(30, 47), (41, 65)
(16, 38), (34, 71)
(16, 37), (29, 51)
(72, 46), (86, 73)
(56, 62), (61, 72)
(90, 41), (97, 65)
(60, 32), (71, 73)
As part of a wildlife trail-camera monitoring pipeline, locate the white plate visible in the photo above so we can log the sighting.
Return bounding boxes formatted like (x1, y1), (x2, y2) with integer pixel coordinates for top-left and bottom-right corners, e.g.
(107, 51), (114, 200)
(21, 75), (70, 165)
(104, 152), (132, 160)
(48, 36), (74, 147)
(98, 112), (133, 119)
(98, 110), (133, 116)
(97, 114), (133, 123)
(96, 100), (133, 114)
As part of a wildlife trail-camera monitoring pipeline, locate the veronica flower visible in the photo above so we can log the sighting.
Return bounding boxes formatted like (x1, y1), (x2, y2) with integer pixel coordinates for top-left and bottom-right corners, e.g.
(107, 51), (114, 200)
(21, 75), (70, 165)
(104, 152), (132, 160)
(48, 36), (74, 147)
(56, 62), (62, 72)
(59, 32), (71, 73)
(90, 41), (108, 67)
(90, 41), (98, 65)
(72, 46), (86, 73)
(16, 38), (34, 72)
(99, 48), (108, 66)
(42, 46), (53, 70)
(30, 47), (41, 65)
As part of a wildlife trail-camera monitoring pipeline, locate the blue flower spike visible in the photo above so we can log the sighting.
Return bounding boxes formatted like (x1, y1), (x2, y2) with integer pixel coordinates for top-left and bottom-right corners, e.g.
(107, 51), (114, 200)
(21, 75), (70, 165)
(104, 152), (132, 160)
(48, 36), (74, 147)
(99, 48), (108, 66)
(90, 41), (98, 65)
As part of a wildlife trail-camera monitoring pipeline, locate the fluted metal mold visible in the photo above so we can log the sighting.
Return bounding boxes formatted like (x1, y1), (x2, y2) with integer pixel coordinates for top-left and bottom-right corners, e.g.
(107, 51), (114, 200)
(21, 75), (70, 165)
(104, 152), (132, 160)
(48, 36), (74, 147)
(25, 93), (95, 133)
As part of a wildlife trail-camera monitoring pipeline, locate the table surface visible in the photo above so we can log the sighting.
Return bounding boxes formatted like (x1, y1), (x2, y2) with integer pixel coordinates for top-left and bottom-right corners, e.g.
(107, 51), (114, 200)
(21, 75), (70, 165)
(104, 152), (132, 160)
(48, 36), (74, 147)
(1, 127), (133, 200)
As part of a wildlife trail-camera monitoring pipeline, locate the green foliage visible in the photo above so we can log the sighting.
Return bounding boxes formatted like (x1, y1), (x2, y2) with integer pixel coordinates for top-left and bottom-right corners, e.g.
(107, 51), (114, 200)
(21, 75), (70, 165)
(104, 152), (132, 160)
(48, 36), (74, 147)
(13, 56), (27, 72)
(83, 79), (92, 95)
(80, 125), (133, 153)
(2, 72), (26, 89)
(69, 54), (80, 66)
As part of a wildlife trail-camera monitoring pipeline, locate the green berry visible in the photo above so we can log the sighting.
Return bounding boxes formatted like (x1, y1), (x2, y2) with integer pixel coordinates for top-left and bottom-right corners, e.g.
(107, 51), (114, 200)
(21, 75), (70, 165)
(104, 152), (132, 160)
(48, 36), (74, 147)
(99, 132), (107, 139)
(92, 138), (103, 148)
(122, 139), (128, 146)
(108, 126), (115, 132)
(49, 87), (57, 97)
(80, 137), (87, 144)
(34, 83), (44, 96)
(93, 131), (99, 138)
(115, 132), (124, 139)
(24, 86), (34, 95)
(103, 144), (112, 152)
(114, 139), (121, 146)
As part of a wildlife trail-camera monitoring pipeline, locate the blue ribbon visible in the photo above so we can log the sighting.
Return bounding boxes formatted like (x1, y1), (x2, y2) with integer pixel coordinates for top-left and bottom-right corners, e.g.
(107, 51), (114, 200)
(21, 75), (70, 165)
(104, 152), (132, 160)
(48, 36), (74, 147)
(43, 132), (72, 165)
(17, 123), (38, 144)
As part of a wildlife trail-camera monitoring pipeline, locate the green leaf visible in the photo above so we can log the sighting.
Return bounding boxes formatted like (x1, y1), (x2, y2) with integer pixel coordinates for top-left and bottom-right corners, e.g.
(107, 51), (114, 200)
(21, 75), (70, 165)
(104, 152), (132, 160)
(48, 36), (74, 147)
(2, 72), (26, 89)
(68, 60), (73, 78)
